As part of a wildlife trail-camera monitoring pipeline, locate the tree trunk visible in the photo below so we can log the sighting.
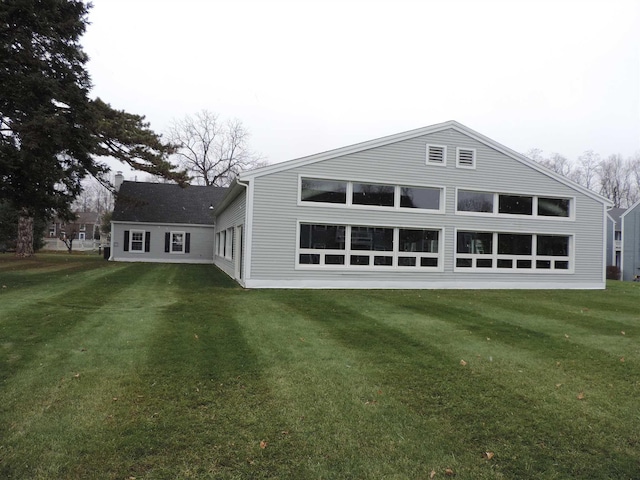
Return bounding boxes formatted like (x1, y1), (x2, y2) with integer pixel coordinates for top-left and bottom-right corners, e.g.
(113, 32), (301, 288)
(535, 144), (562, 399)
(16, 209), (34, 257)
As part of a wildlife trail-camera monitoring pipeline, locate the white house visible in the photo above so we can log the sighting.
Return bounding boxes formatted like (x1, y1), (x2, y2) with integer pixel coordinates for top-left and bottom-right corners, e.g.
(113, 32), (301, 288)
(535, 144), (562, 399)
(213, 121), (612, 289)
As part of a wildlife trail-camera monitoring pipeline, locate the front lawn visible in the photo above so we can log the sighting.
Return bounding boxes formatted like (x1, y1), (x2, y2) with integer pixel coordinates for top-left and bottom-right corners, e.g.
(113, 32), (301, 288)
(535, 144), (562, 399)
(0, 254), (638, 479)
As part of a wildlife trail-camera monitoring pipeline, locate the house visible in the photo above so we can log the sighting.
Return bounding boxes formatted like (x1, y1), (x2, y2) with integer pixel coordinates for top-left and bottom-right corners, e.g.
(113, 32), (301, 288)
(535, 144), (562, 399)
(606, 207), (625, 270)
(43, 211), (102, 251)
(110, 180), (227, 264)
(213, 120), (612, 289)
(620, 202), (640, 281)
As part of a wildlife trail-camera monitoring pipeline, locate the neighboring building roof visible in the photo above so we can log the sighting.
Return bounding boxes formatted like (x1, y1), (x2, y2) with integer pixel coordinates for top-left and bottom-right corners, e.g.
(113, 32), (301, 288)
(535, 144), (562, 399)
(608, 207), (627, 229)
(112, 181), (227, 225)
(236, 120), (612, 207)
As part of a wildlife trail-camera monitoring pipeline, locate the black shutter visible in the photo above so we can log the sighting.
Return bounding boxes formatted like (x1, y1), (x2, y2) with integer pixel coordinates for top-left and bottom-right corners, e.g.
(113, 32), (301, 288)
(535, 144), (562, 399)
(185, 233), (191, 253)
(123, 230), (129, 251)
(165, 232), (170, 252)
(144, 232), (151, 252)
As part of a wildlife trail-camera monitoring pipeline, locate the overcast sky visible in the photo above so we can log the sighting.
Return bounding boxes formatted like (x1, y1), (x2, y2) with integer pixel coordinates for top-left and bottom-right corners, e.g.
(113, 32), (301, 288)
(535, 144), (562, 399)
(82, 0), (640, 179)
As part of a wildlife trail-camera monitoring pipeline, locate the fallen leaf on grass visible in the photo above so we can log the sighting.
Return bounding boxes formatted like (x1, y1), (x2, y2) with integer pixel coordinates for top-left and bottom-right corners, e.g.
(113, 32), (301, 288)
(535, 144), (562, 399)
(281, 430), (289, 436)
(483, 451), (495, 460)
(260, 440), (268, 449)
(194, 334), (199, 340)
(564, 334), (569, 339)
(365, 400), (378, 406)
(73, 373), (80, 378)
(555, 383), (562, 388)
(621, 331), (626, 336)
(430, 470), (436, 479)
(577, 391), (585, 400)
(620, 357), (625, 362)
(460, 359), (467, 366)
(445, 468), (455, 476)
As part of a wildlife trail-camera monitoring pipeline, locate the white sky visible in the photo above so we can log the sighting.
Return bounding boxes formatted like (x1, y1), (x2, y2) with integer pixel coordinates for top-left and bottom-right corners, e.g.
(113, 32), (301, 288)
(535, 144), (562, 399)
(82, 0), (640, 180)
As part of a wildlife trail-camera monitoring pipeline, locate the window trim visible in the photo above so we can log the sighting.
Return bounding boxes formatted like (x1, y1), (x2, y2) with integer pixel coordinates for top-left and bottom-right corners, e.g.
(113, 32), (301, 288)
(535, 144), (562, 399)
(453, 228), (574, 274)
(456, 147), (476, 169)
(169, 231), (185, 254)
(129, 229), (146, 253)
(426, 143), (447, 166)
(298, 175), (445, 214)
(295, 221), (444, 272)
(455, 187), (575, 221)
(225, 227), (234, 260)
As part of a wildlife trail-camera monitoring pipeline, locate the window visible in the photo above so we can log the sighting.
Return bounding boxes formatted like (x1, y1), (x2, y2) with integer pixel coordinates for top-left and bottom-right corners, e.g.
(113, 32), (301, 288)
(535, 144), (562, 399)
(457, 148), (476, 168)
(352, 183), (394, 207)
(499, 195), (532, 215)
(130, 231), (144, 251)
(457, 190), (572, 219)
(79, 223), (86, 231)
(220, 230), (226, 257)
(298, 223), (441, 269)
(225, 228), (234, 259)
(165, 231), (190, 254)
(301, 178), (347, 204)
(457, 190), (494, 213)
(400, 187), (441, 210)
(538, 197), (570, 217)
(300, 177), (443, 212)
(426, 144), (447, 165)
(455, 230), (571, 272)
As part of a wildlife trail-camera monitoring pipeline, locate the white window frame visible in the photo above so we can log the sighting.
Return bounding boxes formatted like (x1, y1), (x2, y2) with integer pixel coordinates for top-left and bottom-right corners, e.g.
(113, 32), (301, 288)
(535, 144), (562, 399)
(456, 147), (476, 169)
(426, 144), (447, 166)
(170, 231), (185, 254)
(298, 175), (445, 214)
(130, 229), (145, 253)
(455, 188), (575, 221)
(295, 221), (444, 272)
(453, 228), (574, 274)
(225, 227), (234, 260)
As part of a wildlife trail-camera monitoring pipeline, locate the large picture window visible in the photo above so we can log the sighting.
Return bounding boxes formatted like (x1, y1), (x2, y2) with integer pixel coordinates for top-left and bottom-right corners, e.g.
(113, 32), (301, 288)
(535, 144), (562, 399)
(457, 189), (572, 219)
(455, 230), (571, 272)
(300, 177), (443, 213)
(298, 223), (442, 270)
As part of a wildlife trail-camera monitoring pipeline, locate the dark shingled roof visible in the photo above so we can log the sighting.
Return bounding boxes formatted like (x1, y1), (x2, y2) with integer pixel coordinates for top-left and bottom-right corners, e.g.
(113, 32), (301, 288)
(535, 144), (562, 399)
(112, 181), (227, 225)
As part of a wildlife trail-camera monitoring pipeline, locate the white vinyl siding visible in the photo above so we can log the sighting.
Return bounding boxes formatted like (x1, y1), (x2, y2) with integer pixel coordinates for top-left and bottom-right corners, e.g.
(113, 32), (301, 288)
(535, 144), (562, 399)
(241, 127), (605, 288)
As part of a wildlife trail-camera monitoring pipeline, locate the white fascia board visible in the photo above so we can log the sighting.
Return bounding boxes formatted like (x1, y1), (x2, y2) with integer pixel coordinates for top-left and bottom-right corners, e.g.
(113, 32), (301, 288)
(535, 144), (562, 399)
(243, 278), (606, 290)
(620, 199), (640, 218)
(110, 221), (214, 228)
(212, 179), (247, 214)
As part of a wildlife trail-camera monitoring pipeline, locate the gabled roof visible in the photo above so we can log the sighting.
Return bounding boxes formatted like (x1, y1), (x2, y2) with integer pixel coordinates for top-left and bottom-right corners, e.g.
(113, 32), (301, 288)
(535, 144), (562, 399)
(608, 207), (627, 228)
(621, 201), (640, 219)
(112, 181), (227, 225)
(237, 120), (612, 207)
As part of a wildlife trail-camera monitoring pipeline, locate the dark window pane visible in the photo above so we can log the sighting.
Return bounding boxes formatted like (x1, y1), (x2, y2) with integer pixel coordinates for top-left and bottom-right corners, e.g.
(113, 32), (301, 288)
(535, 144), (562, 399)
(301, 179), (347, 203)
(477, 259), (493, 268)
(537, 235), (569, 256)
(457, 232), (492, 254)
(497, 259), (513, 268)
(350, 255), (370, 265)
(398, 257), (416, 266)
(555, 260), (569, 270)
(400, 187), (441, 209)
(351, 227), (393, 251)
(374, 256), (393, 266)
(457, 190), (493, 212)
(352, 183), (395, 207)
(538, 197), (570, 217)
(420, 257), (438, 267)
(399, 229), (439, 253)
(536, 260), (552, 269)
(299, 254), (320, 264)
(325, 255), (345, 265)
(300, 224), (346, 249)
(498, 234), (532, 255)
(457, 258), (473, 267)
(499, 195), (532, 215)
(517, 259), (532, 268)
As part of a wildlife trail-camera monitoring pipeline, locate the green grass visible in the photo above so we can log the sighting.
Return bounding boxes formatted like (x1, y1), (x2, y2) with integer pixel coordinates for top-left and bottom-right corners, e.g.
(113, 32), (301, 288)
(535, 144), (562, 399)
(1, 253), (639, 479)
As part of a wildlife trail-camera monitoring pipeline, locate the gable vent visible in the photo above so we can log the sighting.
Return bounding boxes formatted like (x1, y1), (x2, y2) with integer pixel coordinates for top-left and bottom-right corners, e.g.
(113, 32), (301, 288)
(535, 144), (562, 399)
(457, 148), (475, 167)
(426, 144), (446, 165)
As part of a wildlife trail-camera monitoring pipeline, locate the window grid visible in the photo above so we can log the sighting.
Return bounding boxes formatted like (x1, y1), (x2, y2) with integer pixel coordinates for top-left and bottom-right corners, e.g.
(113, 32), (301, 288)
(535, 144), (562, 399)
(456, 189), (572, 219)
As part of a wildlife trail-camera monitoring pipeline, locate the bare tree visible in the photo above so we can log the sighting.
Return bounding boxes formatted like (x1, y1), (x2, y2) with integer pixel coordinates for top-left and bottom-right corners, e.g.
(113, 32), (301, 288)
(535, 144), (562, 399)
(577, 150), (600, 190)
(167, 110), (267, 186)
(597, 154), (634, 208)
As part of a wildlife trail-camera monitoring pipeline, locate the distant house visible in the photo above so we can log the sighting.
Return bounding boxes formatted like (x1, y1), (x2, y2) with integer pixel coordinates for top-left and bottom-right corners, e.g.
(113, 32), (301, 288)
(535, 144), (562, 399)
(110, 181), (227, 264)
(213, 121), (612, 289)
(606, 207), (625, 270)
(620, 202), (640, 281)
(43, 211), (102, 251)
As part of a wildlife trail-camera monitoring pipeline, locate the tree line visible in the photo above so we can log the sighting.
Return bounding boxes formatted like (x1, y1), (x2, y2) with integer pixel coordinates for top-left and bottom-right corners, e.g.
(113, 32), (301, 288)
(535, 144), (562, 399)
(527, 149), (640, 208)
